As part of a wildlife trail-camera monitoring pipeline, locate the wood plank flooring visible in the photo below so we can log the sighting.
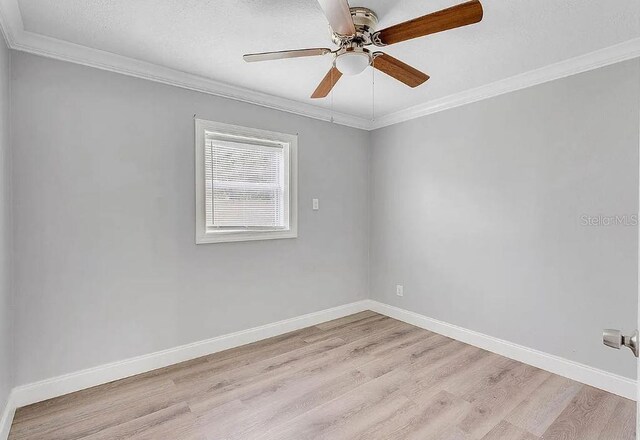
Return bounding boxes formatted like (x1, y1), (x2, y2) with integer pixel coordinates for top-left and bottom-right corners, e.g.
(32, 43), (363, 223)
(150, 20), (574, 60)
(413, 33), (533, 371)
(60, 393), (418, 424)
(9, 311), (636, 440)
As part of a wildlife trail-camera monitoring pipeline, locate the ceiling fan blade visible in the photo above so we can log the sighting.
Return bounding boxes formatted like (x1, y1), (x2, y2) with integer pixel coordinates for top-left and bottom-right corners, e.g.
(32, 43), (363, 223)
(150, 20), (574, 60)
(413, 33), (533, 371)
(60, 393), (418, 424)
(373, 53), (429, 87)
(311, 66), (343, 99)
(317, 0), (356, 36)
(371, 0), (483, 46)
(244, 48), (332, 63)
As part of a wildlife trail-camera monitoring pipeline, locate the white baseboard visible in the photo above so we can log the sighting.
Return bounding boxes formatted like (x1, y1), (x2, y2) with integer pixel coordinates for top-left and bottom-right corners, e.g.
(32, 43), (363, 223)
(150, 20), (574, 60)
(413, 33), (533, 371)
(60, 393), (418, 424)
(8, 300), (371, 413)
(2, 298), (634, 440)
(0, 392), (15, 440)
(368, 300), (636, 401)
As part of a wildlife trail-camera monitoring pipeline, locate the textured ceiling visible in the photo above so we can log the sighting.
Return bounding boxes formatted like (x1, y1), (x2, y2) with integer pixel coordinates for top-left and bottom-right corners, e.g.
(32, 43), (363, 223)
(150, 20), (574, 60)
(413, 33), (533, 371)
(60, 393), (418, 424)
(16, 0), (640, 119)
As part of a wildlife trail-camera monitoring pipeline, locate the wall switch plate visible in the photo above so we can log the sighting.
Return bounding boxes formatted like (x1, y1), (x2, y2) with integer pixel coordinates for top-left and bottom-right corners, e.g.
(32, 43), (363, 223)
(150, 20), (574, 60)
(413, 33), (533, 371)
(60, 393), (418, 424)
(312, 198), (319, 211)
(396, 285), (404, 297)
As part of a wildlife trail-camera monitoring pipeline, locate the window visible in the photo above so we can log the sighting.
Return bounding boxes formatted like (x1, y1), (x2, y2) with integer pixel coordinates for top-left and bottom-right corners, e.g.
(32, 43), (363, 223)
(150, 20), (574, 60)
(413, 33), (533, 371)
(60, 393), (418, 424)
(195, 119), (297, 243)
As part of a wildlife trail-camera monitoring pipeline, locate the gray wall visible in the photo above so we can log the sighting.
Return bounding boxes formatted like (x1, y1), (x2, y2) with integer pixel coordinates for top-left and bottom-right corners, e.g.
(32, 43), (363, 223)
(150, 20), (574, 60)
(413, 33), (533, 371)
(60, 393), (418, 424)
(8, 50), (640, 386)
(0, 37), (12, 411)
(370, 59), (640, 379)
(10, 52), (370, 385)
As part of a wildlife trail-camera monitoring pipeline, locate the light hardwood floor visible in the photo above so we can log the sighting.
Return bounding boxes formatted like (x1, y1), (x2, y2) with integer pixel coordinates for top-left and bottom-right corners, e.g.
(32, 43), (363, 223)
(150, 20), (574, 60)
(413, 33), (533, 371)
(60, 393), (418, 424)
(9, 311), (636, 440)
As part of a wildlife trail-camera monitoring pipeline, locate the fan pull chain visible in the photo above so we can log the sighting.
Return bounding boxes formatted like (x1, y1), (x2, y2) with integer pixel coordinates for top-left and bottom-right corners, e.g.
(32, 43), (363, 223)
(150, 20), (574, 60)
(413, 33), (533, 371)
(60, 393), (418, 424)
(330, 63), (335, 124)
(371, 59), (376, 122)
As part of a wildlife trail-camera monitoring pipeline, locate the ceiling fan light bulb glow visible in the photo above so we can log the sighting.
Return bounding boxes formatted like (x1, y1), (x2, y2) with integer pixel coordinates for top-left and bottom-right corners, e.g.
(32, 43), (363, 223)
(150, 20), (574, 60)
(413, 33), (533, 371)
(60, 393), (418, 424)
(335, 51), (371, 75)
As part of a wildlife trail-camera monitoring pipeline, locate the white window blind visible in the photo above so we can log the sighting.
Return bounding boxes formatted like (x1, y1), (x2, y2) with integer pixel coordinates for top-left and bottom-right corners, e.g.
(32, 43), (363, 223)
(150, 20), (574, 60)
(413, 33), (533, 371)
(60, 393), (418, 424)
(205, 138), (287, 230)
(196, 119), (297, 244)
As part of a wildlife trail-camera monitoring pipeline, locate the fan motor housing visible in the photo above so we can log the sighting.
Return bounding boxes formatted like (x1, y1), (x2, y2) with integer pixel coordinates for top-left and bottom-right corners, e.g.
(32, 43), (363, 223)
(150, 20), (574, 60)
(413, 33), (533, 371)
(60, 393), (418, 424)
(350, 7), (378, 32)
(331, 7), (378, 46)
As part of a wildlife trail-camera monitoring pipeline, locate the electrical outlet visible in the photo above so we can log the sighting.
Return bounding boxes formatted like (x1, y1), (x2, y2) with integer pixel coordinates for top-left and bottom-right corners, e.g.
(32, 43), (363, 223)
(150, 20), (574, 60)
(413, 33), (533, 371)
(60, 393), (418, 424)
(312, 198), (319, 211)
(396, 285), (404, 297)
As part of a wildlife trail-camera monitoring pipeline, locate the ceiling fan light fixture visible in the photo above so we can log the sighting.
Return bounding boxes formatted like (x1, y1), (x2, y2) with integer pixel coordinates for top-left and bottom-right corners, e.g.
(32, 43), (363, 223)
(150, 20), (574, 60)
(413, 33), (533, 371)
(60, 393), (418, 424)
(335, 49), (371, 76)
(243, 0), (484, 98)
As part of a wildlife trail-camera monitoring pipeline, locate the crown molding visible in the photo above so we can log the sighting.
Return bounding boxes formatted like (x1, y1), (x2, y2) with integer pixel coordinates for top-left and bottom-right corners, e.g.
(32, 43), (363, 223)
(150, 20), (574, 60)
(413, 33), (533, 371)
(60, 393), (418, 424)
(0, 0), (20, 47)
(1, 0), (640, 132)
(371, 37), (640, 130)
(13, 30), (373, 130)
(0, 0), (372, 131)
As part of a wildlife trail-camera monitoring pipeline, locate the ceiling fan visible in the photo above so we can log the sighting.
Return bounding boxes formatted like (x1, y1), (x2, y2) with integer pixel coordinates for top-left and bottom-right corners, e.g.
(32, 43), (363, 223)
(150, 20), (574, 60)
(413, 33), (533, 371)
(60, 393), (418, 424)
(243, 0), (483, 99)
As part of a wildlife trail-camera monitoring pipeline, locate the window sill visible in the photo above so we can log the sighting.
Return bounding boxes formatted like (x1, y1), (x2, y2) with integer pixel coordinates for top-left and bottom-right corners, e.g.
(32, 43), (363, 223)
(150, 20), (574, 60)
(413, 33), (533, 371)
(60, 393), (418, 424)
(196, 229), (298, 244)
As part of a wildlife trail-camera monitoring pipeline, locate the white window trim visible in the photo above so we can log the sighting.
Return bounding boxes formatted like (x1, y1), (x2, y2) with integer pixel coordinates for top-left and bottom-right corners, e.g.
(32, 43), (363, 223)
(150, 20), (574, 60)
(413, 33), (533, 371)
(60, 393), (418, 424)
(195, 119), (298, 244)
